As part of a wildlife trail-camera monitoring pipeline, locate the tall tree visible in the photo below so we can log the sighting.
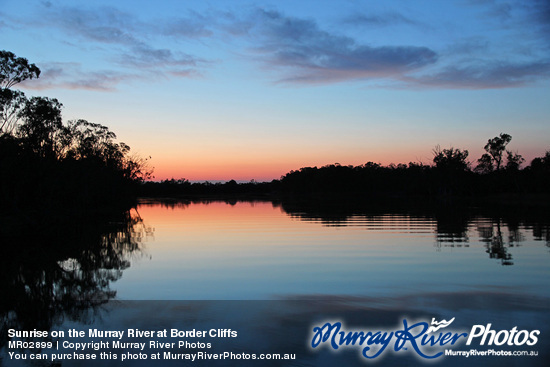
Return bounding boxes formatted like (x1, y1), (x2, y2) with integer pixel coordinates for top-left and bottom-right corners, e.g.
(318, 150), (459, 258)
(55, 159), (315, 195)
(483, 133), (512, 170)
(0, 50), (41, 89)
(0, 88), (26, 134)
(0, 50), (41, 135)
(17, 96), (63, 158)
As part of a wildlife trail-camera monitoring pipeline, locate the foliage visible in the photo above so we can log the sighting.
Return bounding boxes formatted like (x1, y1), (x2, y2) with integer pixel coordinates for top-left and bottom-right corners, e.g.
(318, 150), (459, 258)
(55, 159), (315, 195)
(0, 50), (40, 89)
(523, 150), (550, 192)
(0, 88), (26, 134)
(530, 151), (550, 171)
(475, 153), (494, 174)
(0, 50), (151, 215)
(505, 150), (524, 171)
(432, 146), (470, 171)
(3, 50), (548, 203)
(0, 50), (40, 135)
(0, 210), (148, 344)
(141, 140), (550, 199)
(17, 96), (64, 158)
(479, 133), (512, 171)
(475, 133), (528, 174)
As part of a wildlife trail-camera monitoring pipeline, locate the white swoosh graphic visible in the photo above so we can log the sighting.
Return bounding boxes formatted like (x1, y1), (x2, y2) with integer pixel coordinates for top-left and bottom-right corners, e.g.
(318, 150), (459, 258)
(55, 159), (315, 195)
(427, 317), (456, 333)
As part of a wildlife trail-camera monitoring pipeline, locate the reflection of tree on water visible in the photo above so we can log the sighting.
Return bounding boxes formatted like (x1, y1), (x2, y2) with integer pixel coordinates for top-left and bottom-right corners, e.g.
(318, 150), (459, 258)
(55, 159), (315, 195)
(0, 209), (152, 352)
(532, 222), (550, 250)
(434, 208), (470, 248)
(477, 219), (514, 266)
(275, 199), (550, 266)
(138, 198), (274, 210)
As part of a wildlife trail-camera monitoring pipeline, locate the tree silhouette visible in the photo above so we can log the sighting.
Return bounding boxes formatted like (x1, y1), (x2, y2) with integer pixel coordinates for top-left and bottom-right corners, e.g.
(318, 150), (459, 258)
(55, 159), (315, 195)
(17, 96), (64, 158)
(432, 145), (470, 172)
(505, 150), (524, 171)
(0, 88), (26, 134)
(475, 153), (494, 174)
(431, 146), (472, 196)
(0, 50), (152, 216)
(0, 210), (151, 350)
(530, 151), (550, 171)
(481, 133), (512, 171)
(0, 50), (40, 89)
(0, 50), (40, 135)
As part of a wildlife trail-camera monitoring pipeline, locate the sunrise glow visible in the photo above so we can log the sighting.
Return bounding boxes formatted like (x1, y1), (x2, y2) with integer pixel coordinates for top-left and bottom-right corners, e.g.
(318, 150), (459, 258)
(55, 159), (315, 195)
(3, 0), (549, 181)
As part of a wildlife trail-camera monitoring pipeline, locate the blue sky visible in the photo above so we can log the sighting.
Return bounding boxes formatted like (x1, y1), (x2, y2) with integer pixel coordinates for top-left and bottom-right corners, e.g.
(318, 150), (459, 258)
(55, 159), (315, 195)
(2, 0), (549, 180)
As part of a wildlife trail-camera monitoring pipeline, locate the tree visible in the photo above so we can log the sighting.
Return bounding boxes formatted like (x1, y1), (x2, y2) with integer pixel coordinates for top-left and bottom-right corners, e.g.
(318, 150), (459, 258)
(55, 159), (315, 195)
(483, 133), (512, 171)
(530, 151), (550, 171)
(1, 50), (41, 135)
(1, 49), (153, 215)
(0, 50), (41, 89)
(0, 88), (26, 134)
(62, 119), (118, 160)
(58, 119), (152, 181)
(475, 153), (494, 174)
(505, 150), (524, 171)
(432, 145), (470, 171)
(17, 96), (64, 158)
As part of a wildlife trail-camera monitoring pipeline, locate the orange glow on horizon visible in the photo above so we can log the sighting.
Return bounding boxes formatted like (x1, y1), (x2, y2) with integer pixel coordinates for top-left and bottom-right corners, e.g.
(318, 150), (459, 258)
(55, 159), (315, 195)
(147, 151), (433, 182)
(145, 143), (545, 182)
(138, 133), (438, 182)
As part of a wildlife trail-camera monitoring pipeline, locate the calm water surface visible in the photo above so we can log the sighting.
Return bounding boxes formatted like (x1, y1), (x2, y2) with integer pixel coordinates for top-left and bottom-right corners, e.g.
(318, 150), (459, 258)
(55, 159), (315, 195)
(3, 199), (550, 366)
(115, 200), (550, 300)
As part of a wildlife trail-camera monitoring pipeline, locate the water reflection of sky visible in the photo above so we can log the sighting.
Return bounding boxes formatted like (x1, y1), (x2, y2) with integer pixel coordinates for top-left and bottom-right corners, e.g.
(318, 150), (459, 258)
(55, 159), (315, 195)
(117, 201), (550, 300)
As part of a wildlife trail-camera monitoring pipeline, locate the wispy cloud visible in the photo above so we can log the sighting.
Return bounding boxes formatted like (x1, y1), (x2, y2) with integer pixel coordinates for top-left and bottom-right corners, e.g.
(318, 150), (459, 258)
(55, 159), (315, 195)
(28, 3), (209, 88)
(444, 38), (490, 56)
(239, 9), (438, 84)
(34, 4), (439, 87)
(428, 0), (550, 89)
(343, 12), (423, 28)
(41, 5), (142, 45)
(9, 1), (550, 90)
(0, 15), (7, 30)
(481, 0), (513, 21)
(521, 0), (550, 41)
(19, 62), (136, 91)
(215, 6), (550, 88)
(162, 10), (214, 38)
(409, 61), (550, 89)
(467, 0), (550, 44)
(119, 45), (205, 69)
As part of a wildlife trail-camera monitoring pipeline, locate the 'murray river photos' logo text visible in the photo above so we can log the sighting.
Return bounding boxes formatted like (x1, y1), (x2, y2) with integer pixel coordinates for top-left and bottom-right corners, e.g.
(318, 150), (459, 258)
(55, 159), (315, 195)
(310, 317), (540, 360)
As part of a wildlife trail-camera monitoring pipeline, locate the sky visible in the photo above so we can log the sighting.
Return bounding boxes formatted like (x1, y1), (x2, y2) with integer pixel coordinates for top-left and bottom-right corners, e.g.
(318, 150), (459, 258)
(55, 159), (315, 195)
(2, 0), (549, 181)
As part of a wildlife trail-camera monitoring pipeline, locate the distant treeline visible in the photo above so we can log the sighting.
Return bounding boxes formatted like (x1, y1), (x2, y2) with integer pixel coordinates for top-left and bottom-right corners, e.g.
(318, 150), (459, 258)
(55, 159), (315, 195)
(277, 147), (550, 197)
(140, 141), (550, 199)
(140, 179), (274, 197)
(1, 51), (150, 219)
(2, 50), (549, 211)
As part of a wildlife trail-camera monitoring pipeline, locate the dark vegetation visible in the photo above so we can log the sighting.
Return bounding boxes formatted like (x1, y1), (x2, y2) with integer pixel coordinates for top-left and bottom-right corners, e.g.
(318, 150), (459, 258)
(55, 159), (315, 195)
(2, 49), (549, 210)
(276, 197), (550, 266)
(276, 146), (549, 198)
(3, 50), (548, 359)
(141, 139), (550, 201)
(1, 51), (152, 347)
(0, 208), (150, 349)
(1, 51), (151, 224)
